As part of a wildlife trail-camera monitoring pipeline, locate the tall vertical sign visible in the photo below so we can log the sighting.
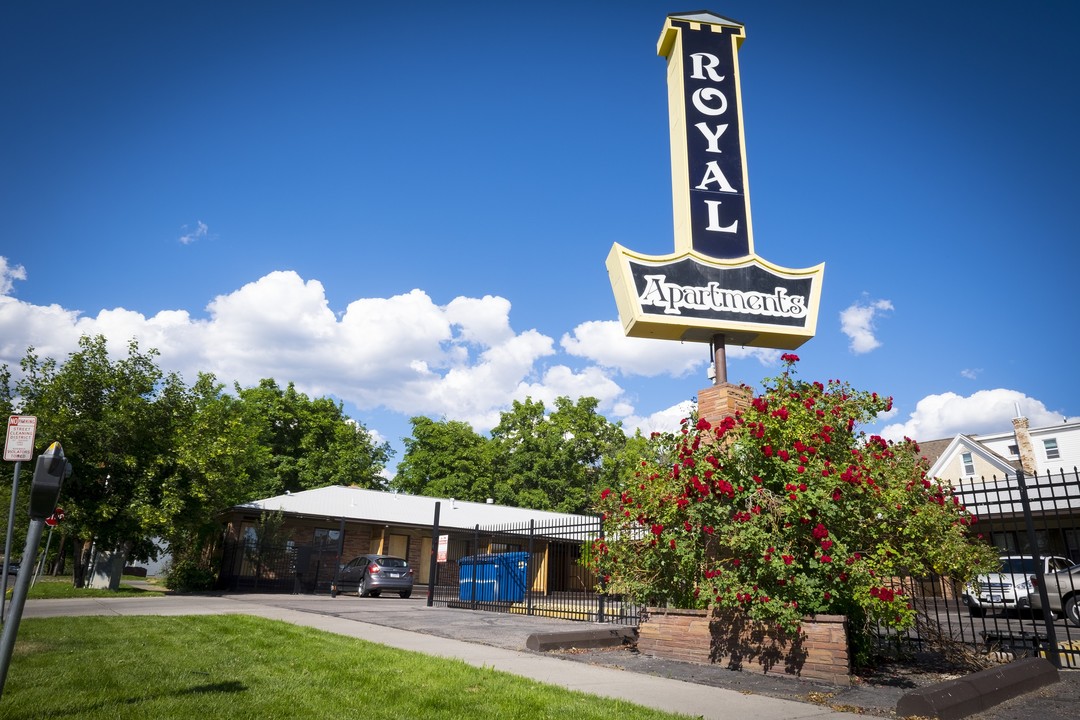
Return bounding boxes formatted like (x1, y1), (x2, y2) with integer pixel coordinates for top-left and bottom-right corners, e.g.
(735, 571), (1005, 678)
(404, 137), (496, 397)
(607, 12), (824, 350)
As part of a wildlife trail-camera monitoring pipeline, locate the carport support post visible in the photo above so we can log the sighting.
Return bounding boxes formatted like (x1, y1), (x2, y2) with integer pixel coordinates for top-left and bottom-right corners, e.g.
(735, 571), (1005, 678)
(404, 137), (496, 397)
(426, 502), (440, 607)
(1017, 469), (1060, 668)
(332, 517), (345, 594)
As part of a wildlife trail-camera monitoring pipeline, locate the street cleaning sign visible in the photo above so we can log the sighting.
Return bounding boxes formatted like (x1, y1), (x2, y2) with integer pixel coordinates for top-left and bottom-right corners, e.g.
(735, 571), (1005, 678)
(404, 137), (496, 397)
(3, 416), (37, 463)
(607, 12), (824, 349)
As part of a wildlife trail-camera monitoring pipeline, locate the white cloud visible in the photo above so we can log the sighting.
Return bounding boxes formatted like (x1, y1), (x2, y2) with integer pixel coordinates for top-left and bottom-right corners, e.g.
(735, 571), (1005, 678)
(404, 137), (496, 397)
(839, 298), (893, 354)
(960, 368), (981, 380)
(0, 269), (634, 436)
(620, 399), (696, 437)
(880, 389), (1078, 442)
(179, 221), (209, 245)
(0, 257), (27, 296)
(561, 320), (781, 377)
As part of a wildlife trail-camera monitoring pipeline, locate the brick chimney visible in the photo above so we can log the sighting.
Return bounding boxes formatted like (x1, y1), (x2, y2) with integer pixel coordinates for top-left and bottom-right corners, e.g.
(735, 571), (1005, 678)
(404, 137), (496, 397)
(1011, 414), (1037, 476)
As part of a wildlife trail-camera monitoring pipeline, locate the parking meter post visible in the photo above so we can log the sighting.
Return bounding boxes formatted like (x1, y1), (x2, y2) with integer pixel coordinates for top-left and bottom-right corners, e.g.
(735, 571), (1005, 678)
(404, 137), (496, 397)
(0, 518), (46, 697)
(1, 461), (24, 624)
(426, 502), (440, 607)
(1017, 469), (1060, 667)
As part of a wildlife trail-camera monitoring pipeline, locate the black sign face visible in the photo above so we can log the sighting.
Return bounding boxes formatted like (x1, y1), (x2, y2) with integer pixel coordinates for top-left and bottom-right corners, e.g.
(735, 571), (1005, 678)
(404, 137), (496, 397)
(628, 257), (811, 328)
(677, 20), (750, 260)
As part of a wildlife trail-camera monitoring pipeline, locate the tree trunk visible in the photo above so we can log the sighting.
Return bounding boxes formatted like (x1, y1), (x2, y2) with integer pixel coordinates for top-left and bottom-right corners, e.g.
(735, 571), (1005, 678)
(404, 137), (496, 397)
(50, 534), (67, 575)
(72, 537), (93, 588)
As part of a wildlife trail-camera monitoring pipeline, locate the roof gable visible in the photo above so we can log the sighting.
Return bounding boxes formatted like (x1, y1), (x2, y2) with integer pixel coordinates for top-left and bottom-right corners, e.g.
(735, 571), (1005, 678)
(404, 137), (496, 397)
(927, 434), (1017, 480)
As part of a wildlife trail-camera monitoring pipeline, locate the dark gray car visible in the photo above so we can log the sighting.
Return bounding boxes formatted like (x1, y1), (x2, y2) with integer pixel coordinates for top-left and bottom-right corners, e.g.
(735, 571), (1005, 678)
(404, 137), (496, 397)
(1029, 562), (1080, 626)
(331, 554), (413, 599)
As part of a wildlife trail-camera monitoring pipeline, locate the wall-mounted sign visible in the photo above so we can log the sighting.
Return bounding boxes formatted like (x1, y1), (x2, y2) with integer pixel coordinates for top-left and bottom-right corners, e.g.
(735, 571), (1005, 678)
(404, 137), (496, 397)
(607, 11), (824, 350)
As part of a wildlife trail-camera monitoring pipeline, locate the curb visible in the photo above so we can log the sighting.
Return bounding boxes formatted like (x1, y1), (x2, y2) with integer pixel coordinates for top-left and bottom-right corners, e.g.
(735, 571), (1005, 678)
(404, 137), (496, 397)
(896, 656), (1059, 720)
(525, 627), (636, 652)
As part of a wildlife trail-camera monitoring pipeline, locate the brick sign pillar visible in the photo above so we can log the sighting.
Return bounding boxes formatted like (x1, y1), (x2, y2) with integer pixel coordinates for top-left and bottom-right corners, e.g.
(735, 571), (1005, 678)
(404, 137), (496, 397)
(698, 383), (751, 430)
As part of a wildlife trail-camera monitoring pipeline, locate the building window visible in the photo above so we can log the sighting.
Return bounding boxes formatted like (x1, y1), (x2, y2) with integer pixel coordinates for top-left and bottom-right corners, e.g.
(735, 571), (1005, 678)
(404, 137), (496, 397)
(1044, 438), (1060, 460)
(1008, 444), (1019, 457)
(314, 528), (340, 549)
(961, 452), (975, 476)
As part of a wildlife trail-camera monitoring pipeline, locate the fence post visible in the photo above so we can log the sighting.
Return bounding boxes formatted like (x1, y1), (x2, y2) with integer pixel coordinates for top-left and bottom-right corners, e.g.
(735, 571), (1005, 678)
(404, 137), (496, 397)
(1017, 469), (1061, 667)
(526, 520), (534, 617)
(597, 524), (606, 623)
(471, 524), (479, 610)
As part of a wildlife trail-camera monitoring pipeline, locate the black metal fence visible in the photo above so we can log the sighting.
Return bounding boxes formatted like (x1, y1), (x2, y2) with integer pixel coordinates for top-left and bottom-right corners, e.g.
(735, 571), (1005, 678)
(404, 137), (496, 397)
(217, 537), (340, 593)
(874, 467), (1080, 666)
(427, 515), (640, 626)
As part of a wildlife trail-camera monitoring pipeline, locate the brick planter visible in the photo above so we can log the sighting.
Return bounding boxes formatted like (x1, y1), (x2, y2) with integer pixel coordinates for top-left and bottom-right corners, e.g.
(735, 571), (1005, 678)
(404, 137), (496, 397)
(636, 607), (852, 685)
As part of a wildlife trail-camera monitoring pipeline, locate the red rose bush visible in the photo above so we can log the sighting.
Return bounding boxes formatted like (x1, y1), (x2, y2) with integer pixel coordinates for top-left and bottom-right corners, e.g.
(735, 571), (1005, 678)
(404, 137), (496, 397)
(592, 356), (996, 639)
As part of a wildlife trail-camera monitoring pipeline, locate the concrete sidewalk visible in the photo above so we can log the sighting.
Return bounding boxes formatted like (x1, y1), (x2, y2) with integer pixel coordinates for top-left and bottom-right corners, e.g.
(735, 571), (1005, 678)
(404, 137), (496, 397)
(19, 592), (864, 719)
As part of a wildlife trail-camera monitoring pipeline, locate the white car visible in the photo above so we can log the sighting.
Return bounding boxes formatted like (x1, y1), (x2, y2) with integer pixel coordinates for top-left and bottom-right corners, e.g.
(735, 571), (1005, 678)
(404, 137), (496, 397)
(963, 555), (1075, 617)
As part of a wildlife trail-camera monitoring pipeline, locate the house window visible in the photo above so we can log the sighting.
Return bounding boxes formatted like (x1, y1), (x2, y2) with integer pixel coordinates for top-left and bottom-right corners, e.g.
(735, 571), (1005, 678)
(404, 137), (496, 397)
(1044, 438), (1060, 460)
(1008, 444), (1019, 457)
(314, 528), (340, 549)
(961, 452), (975, 476)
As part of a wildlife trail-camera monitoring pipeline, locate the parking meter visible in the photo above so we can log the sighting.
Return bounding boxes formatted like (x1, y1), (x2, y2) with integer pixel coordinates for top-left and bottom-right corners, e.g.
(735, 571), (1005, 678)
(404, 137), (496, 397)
(29, 442), (70, 520)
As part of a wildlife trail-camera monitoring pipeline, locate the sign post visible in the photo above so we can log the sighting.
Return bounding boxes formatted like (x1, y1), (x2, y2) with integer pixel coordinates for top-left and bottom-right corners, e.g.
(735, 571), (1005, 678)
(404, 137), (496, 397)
(2, 416), (38, 624)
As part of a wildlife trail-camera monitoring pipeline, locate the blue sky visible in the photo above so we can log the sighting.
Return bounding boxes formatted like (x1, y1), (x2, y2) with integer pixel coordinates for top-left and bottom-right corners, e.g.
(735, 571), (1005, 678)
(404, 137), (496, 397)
(3, 1), (1078, 474)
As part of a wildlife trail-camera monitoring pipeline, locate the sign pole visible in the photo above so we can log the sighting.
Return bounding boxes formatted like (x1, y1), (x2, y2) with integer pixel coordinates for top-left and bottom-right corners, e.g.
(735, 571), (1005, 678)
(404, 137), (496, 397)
(712, 333), (727, 385)
(0, 461), (21, 623)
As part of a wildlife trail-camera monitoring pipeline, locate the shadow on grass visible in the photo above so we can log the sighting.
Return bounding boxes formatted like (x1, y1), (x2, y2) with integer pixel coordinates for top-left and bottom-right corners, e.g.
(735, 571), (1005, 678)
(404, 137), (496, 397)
(33, 679), (248, 718)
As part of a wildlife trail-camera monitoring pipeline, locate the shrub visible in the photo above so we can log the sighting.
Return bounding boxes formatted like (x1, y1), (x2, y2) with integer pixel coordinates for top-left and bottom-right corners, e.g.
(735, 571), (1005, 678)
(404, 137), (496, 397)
(593, 355), (997, 643)
(163, 556), (216, 591)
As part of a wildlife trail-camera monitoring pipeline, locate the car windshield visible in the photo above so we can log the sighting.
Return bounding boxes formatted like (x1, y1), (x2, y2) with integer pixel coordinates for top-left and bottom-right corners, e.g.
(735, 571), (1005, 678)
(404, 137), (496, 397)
(377, 558), (407, 568)
(999, 558), (1036, 575)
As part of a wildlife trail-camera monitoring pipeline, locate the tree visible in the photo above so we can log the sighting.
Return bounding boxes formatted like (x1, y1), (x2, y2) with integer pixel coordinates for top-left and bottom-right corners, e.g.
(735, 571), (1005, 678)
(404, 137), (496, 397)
(593, 356), (997, 656)
(161, 372), (273, 581)
(15, 336), (184, 587)
(390, 417), (494, 500)
(490, 396), (627, 513)
(235, 379), (391, 493)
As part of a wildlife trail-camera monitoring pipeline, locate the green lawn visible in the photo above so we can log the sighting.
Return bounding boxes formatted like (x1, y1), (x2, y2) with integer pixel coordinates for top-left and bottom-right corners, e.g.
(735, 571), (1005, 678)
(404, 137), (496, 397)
(15, 575), (164, 600)
(3, 615), (693, 720)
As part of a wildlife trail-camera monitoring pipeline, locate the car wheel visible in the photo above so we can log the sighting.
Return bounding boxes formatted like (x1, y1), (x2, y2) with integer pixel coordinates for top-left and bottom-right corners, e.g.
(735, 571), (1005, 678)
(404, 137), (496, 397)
(359, 578), (370, 598)
(1066, 597), (1080, 627)
(968, 606), (986, 618)
(369, 590), (381, 598)
(330, 585), (338, 598)
(399, 590), (412, 599)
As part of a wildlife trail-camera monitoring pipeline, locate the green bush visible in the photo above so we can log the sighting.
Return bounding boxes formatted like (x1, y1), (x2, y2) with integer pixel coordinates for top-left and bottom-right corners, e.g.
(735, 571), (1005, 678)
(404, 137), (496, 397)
(163, 557), (216, 591)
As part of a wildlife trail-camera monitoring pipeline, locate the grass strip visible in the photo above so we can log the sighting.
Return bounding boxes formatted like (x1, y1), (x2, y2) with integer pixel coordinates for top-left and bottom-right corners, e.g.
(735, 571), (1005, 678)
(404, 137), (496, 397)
(3, 615), (694, 720)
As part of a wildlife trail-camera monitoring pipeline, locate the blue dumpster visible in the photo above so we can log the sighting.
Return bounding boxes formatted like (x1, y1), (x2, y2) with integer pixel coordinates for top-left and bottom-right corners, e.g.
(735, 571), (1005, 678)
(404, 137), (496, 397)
(459, 555), (497, 601)
(493, 551), (529, 602)
(458, 552), (530, 602)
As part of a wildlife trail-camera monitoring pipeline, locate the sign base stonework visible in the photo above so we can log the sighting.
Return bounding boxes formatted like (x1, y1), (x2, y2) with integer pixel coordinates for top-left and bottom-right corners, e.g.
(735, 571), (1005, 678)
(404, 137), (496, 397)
(637, 607), (852, 685)
(697, 383), (751, 430)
